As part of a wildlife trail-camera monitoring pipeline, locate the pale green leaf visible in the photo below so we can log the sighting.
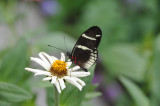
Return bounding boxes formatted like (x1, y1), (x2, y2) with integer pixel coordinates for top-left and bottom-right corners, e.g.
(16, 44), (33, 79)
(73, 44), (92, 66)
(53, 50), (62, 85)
(85, 92), (102, 101)
(0, 38), (30, 84)
(119, 76), (150, 106)
(102, 44), (147, 82)
(0, 100), (11, 106)
(0, 82), (32, 103)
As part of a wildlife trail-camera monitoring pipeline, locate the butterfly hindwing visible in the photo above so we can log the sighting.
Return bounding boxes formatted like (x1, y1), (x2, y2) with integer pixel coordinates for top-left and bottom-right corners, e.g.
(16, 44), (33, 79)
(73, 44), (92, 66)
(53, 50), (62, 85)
(70, 26), (102, 71)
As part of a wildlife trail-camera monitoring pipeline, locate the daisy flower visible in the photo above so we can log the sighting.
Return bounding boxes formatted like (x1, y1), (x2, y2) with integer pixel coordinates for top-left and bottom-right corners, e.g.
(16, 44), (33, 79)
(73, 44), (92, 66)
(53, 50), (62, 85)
(25, 52), (91, 93)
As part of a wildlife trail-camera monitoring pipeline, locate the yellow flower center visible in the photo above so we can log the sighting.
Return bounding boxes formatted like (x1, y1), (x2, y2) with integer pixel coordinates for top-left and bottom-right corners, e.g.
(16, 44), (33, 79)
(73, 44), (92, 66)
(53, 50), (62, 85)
(50, 60), (68, 78)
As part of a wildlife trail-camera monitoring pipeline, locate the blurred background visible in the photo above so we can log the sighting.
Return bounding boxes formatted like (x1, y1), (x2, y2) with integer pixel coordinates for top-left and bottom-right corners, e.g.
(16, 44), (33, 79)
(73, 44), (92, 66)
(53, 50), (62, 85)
(0, 0), (160, 106)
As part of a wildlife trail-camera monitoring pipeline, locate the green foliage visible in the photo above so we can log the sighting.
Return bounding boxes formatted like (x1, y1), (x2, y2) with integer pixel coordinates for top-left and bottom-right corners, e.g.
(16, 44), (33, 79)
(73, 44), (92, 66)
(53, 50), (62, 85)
(150, 35), (160, 106)
(84, 84), (101, 101)
(0, 0), (160, 105)
(119, 76), (150, 106)
(84, 92), (101, 101)
(102, 44), (147, 82)
(0, 38), (33, 105)
(0, 82), (32, 103)
(0, 38), (30, 86)
(0, 100), (11, 106)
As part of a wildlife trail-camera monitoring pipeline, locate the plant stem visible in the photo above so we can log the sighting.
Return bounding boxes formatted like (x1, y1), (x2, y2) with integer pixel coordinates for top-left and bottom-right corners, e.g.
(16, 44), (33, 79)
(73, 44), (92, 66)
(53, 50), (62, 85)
(54, 86), (59, 106)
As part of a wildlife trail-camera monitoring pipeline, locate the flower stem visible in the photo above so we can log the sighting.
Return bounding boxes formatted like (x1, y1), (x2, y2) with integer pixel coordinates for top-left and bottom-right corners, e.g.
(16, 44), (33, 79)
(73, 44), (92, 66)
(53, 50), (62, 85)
(54, 86), (59, 106)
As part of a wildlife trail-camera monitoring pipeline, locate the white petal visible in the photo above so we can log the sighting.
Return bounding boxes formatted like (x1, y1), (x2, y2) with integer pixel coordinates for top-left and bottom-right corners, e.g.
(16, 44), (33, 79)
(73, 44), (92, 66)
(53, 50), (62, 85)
(43, 77), (52, 81)
(25, 68), (46, 74)
(67, 70), (71, 76)
(73, 77), (86, 86)
(66, 61), (72, 69)
(51, 76), (57, 84)
(31, 57), (50, 70)
(51, 56), (58, 61)
(39, 52), (51, 67)
(64, 76), (82, 91)
(35, 71), (51, 76)
(54, 81), (61, 93)
(58, 78), (66, 90)
(69, 66), (80, 71)
(69, 72), (91, 77)
(61, 53), (65, 61)
(42, 52), (56, 64)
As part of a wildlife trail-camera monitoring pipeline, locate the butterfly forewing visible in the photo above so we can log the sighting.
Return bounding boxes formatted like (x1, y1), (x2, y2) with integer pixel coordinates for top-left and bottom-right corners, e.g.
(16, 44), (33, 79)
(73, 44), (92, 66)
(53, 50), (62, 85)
(70, 26), (102, 71)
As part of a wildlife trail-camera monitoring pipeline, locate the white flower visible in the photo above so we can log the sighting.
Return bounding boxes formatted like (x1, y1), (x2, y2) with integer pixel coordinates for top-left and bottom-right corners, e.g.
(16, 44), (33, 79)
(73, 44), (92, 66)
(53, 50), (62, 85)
(25, 52), (91, 93)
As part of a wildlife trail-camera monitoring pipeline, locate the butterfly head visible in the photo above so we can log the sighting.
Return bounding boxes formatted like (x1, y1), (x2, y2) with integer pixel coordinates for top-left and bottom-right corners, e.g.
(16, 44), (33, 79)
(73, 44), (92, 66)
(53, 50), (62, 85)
(66, 52), (71, 58)
(66, 52), (77, 63)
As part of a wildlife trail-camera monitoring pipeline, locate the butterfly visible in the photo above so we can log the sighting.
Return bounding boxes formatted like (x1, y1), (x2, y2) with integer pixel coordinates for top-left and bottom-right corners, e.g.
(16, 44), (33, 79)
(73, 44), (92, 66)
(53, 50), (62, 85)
(66, 26), (102, 72)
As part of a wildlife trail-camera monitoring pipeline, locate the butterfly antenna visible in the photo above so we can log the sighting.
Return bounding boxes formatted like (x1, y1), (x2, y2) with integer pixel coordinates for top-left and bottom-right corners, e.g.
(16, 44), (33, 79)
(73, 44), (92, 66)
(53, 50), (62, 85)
(48, 45), (66, 52)
(64, 36), (68, 53)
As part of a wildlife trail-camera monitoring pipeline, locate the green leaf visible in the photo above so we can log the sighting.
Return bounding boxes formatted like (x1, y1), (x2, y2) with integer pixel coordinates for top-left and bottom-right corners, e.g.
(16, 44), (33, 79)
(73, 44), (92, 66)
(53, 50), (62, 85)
(150, 35), (160, 106)
(119, 76), (150, 106)
(38, 80), (53, 88)
(84, 92), (101, 101)
(0, 48), (9, 59)
(0, 82), (32, 103)
(0, 38), (30, 84)
(86, 84), (98, 91)
(0, 100), (11, 106)
(84, 84), (101, 101)
(102, 44), (147, 82)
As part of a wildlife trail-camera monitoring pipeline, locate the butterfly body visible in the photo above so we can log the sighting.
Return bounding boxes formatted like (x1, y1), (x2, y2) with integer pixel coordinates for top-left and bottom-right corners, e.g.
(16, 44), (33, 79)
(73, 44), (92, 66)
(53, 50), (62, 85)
(67, 26), (102, 72)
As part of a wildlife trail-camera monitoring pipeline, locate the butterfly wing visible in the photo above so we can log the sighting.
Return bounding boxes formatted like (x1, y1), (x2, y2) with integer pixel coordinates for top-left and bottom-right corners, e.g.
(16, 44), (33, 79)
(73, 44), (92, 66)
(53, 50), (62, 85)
(71, 26), (102, 71)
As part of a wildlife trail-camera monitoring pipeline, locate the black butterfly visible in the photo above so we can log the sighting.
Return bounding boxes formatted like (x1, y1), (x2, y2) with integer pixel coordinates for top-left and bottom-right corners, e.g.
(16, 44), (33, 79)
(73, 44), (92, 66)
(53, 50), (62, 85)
(66, 26), (102, 72)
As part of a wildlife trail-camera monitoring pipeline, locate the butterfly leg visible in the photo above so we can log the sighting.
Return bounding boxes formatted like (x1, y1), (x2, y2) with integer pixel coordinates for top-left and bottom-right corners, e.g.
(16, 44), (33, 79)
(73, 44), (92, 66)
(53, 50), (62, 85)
(81, 67), (88, 72)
